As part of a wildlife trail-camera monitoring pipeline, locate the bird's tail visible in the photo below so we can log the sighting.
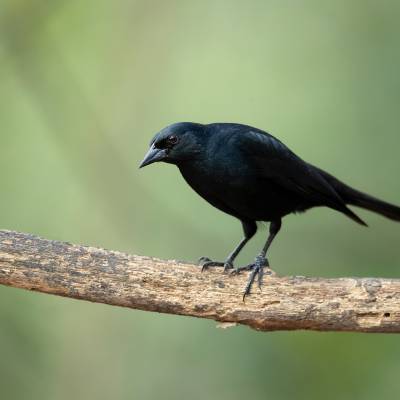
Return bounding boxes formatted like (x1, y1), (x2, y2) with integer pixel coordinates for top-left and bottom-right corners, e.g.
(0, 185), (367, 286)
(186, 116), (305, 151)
(315, 167), (400, 222)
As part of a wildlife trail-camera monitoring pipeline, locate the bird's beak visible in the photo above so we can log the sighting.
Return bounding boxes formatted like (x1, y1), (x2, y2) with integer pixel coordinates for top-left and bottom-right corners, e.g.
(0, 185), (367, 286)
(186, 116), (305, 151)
(139, 144), (167, 168)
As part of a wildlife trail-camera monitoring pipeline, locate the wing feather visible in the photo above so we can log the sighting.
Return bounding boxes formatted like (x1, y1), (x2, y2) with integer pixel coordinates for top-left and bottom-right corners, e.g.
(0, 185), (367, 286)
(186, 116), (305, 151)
(235, 129), (366, 225)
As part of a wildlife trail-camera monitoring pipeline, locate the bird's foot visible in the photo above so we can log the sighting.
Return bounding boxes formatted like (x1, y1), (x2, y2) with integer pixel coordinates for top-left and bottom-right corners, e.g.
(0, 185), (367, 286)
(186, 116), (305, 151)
(231, 255), (272, 300)
(198, 257), (233, 272)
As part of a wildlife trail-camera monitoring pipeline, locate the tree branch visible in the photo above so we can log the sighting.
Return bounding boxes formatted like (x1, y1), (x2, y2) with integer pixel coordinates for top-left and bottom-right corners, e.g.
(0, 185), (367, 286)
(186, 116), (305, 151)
(0, 230), (399, 333)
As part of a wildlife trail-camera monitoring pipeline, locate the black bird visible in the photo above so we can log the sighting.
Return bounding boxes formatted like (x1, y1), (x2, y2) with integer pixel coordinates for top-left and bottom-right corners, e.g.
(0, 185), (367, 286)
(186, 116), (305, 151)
(139, 122), (400, 298)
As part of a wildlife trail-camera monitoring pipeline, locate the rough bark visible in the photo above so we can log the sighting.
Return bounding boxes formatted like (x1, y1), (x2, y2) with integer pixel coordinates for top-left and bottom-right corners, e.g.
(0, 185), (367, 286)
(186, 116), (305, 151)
(0, 230), (399, 333)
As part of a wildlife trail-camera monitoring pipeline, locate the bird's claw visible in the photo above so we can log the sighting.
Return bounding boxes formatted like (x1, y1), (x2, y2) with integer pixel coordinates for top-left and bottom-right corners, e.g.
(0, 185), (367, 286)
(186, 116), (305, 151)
(201, 261), (224, 272)
(230, 257), (269, 274)
(230, 256), (272, 300)
(198, 257), (233, 272)
(223, 262), (234, 272)
(198, 257), (212, 264)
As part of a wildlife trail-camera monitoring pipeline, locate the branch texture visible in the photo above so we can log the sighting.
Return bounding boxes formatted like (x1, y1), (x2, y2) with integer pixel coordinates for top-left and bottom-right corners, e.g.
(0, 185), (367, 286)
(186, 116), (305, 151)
(0, 230), (399, 333)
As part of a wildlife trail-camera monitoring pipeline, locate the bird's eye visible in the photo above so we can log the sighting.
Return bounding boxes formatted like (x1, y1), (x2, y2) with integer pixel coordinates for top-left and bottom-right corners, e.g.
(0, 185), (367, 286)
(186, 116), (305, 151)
(167, 135), (179, 145)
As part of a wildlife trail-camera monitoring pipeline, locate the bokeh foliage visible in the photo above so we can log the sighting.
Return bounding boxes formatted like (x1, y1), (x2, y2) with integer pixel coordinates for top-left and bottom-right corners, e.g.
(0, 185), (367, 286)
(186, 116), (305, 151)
(1, 1), (400, 399)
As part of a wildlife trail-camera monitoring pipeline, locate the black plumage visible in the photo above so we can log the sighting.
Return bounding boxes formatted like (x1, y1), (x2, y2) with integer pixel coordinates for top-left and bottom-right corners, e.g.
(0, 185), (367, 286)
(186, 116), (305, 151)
(140, 122), (400, 298)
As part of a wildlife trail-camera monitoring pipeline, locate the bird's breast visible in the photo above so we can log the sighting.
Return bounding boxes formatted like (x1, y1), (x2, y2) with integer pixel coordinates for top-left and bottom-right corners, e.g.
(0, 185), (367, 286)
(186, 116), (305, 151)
(178, 159), (308, 221)
(179, 160), (254, 194)
(179, 161), (269, 217)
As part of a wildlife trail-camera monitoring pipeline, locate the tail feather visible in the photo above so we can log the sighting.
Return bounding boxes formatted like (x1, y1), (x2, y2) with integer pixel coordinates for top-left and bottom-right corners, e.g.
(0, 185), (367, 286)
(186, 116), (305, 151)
(340, 205), (368, 226)
(315, 166), (400, 222)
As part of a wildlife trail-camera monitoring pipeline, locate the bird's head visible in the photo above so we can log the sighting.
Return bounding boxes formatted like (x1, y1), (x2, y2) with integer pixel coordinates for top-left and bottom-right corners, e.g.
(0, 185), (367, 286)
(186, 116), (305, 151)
(139, 122), (205, 168)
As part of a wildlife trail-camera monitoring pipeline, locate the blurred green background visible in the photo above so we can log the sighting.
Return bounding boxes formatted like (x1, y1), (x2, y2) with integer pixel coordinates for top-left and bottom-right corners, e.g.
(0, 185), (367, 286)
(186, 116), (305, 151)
(1, 1), (400, 399)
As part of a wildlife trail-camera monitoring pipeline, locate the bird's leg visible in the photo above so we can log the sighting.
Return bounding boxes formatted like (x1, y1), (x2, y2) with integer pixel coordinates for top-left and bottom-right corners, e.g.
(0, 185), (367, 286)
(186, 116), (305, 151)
(199, 221), (257, 272)
(232, 219), (282, 300)
(199, 238), (245, 271)
(199, 237), (249, 271)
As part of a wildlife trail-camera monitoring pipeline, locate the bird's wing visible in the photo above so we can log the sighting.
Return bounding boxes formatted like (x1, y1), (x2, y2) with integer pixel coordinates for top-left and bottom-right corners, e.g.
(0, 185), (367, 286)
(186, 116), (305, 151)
(235, 129), (350, 210)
